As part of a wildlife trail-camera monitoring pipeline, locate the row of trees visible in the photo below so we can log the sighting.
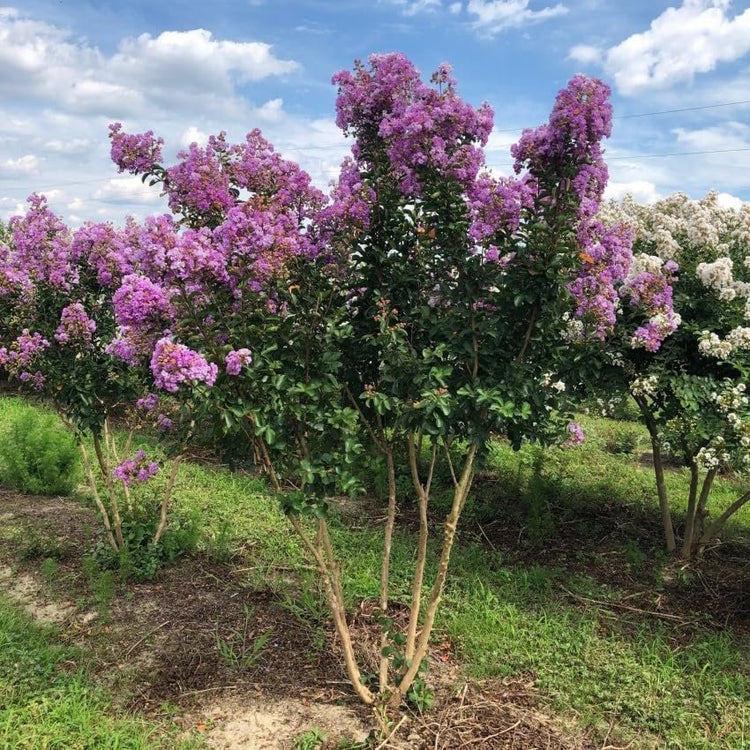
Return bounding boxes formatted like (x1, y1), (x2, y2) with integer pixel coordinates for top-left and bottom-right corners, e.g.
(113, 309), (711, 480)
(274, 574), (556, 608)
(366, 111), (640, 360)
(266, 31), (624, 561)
(1, 53), (748, 707)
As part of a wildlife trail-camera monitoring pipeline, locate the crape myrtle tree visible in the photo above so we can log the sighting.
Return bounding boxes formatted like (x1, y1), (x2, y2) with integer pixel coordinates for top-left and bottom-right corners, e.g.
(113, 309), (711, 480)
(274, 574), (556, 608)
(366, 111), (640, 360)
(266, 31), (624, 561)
(108, 53), (630, 706)
(597, 192), (750, 558)
(0, 196), (182, 553)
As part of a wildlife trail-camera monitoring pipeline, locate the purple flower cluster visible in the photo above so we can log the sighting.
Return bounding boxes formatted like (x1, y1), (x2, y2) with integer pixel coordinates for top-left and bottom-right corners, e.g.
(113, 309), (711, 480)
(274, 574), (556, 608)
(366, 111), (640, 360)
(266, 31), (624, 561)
(71, 222), (134, 288)
(226, 129), (325, 212)
(225, 348), (252, 375)
(54, 302), (96, 346)
(164, 134), (235, 216)
(113, 450), (160, 486)
(105, 325), (155, 366)
(0, 329), (50, 387)
(505, 74), (631, 340)
(109, 123), (164, 174)
(333, 54), (493, 195)
(7, 195), (76, 291)
(565, 421), (585, 447)
(468, 173), (537, 242)
(150, 337), (218, 392)
(621, 261), (680, 352)
(113, 274), (175, 331)
(136, 392), (159, 412)
(568, 222), (634, 339)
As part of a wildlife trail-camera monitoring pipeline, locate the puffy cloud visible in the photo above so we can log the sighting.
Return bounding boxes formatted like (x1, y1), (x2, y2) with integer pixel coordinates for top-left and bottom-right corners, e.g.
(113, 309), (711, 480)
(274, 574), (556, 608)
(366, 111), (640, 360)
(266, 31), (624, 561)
(0, 10), (300, 116)
(605, 180), (661, 204)
(466, 0), (567, 36)
(0, 154), (39, 174)
(605, 0), (750, 95)
(93, 177), (164, 205)
(568, 43), (602, 65)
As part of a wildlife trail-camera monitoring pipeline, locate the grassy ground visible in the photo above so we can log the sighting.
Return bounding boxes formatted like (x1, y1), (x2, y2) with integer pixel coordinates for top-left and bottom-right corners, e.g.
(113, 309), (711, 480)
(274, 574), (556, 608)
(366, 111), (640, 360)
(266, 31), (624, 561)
(1, 393), (749, 748)
(0, 592), (201, 750)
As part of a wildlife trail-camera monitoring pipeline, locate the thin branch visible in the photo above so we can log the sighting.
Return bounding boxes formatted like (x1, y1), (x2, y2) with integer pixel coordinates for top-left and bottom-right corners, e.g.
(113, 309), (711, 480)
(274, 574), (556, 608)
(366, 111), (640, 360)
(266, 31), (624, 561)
(152, 455), (183, 546)
(78, 440), (118, 552)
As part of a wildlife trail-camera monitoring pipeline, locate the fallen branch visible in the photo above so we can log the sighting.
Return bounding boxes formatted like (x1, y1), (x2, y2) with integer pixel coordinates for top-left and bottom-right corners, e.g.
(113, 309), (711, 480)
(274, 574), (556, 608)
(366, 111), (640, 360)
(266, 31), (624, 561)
(560, 586), (689, 623)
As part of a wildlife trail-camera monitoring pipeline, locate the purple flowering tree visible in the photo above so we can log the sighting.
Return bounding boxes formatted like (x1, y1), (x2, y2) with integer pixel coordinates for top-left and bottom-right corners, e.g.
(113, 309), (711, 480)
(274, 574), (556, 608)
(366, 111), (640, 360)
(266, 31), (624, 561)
(594, 193), (750, 557)
(329, 56), (629, 703)
(105, 54), (631, 709)
(0, 195), (179, 555)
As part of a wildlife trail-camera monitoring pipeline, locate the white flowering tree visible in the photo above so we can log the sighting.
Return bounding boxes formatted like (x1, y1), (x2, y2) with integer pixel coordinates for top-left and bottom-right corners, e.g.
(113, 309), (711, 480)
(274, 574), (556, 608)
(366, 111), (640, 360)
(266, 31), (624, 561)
(598, 192), (750, 557)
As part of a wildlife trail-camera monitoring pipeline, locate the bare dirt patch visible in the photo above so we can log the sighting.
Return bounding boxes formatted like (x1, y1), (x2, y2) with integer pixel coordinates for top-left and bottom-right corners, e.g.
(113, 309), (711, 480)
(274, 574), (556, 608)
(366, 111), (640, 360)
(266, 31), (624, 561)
(0, 564), (75, 624)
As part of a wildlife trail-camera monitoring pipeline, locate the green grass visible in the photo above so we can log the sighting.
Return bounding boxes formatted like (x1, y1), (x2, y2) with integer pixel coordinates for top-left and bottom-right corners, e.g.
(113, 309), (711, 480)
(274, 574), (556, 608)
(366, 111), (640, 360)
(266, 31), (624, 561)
(0, 593), (201, 750)
(1, 395), (749, 749)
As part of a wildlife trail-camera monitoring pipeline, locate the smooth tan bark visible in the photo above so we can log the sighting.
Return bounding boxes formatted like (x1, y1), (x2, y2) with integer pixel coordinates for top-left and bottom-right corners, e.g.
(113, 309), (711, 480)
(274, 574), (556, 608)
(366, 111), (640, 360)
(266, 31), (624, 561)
(78, 440), (118, 552)
(152, 455), (183, 546)
(378, 445), (398, 693)
(636, 398), (676, 552)
(404, 436), (437, 663)
(396, 442), (477, 698)
(290, 515), (374, 705)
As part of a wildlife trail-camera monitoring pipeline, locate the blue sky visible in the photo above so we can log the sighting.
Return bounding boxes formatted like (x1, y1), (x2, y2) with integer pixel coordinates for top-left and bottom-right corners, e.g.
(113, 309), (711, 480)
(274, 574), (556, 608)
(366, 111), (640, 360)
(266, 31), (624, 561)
(1, 0), (749, 225)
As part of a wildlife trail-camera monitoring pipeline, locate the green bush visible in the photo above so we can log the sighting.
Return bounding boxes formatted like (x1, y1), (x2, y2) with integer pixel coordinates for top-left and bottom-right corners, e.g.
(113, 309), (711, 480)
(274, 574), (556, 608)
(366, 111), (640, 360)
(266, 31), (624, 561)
(0, 405), (80, 495)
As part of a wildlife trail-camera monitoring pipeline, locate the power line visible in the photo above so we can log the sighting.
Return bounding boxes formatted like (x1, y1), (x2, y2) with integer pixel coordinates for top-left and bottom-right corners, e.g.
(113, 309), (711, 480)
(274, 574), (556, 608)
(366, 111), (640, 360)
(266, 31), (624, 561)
(492, 98), (750, 133)
(618, 99), (750, 119)
(607, 146), (750, 160)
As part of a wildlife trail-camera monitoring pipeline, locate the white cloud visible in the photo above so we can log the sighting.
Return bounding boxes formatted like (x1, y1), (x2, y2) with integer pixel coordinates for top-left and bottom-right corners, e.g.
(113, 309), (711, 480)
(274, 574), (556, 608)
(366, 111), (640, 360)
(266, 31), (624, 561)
(0, 154), (39, 174)
(672, 121), (750, 151)
(716, 191), (745, 210)
(93, 177), (164, 205)
(43, 138), (92, 155)
(385, 0), (442, 15)
(568, 43), (602, 65)
(605, 180), (661, 204)
(0, 10), (300, 116)
(180, 126), (209, 148)
(466, 0), (567, 36)
(449, 2), (463, 13)
(605, 0), (750, 95)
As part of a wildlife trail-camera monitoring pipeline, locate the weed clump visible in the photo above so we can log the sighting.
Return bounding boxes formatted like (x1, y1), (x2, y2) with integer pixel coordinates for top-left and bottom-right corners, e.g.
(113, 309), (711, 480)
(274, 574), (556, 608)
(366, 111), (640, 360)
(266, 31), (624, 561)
(0, 405), (80, 495)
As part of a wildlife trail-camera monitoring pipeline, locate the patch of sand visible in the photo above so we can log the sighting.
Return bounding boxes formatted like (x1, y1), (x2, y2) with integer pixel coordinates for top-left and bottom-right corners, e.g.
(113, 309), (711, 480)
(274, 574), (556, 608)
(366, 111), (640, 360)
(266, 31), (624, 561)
(0, 564), (75, 624)
(194, 697), (369, 750)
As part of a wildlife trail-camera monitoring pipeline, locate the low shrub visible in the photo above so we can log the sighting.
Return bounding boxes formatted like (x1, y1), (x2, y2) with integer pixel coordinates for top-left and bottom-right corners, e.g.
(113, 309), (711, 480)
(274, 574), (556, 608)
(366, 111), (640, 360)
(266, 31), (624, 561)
(0, 405), (80, 495)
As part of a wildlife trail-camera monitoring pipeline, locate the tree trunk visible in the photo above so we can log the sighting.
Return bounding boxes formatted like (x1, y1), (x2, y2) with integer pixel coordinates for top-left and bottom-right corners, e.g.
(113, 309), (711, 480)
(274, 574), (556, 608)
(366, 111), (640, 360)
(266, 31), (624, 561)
(636, 399), (676, 552)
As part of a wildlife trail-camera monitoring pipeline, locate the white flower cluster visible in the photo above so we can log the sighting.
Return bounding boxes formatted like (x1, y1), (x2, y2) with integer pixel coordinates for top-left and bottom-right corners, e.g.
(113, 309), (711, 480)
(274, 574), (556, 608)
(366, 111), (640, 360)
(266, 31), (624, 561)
(696, 445), (729, 470)
(631, 374), (659, 398)
(711, 383), (749, 414)
(541, 373), (566, 392)
(727, 327), (750, 350)
(628, 253), (664, 278)
(561, 312), (584, 341)
(698, 331), (733, 360)
(698, 327), (750, 360)
(696, 257), (736, 300)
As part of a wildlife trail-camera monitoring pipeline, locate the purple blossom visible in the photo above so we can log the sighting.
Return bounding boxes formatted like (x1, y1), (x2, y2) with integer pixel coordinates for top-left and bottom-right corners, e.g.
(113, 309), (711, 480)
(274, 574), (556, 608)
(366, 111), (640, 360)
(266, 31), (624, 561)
(333, 53), (493, 195)
(113, 274), (175, 331)
(0, 329), (50, 382)
(71, 222), (134, 288)
(113, 450), (160, 486)
(109, 123), (164, 174)
(164, 134), (234, 217)
(151, 337), (218, 392)
(8, 195), (76, 291)
(54, 302), (96, 346)
(136, 393), (159, 412)
(225, 348), (252, 376)
(565, 421), (585, 447)
(156, 413), (173, 432)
